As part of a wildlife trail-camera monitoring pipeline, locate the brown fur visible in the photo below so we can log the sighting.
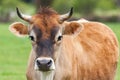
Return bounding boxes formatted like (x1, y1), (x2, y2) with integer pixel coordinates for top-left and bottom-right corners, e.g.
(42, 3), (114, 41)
(64, 22), (82, 35)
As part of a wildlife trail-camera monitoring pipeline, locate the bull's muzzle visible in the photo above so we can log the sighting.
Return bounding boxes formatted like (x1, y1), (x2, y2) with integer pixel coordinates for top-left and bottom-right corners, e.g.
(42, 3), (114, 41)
(34, 57), (55, 72)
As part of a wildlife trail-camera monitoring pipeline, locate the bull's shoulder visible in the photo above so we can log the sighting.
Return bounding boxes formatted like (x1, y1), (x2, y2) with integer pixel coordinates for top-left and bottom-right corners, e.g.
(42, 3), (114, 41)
(77, 21), (119, 56)
(79, 21), (117, 42)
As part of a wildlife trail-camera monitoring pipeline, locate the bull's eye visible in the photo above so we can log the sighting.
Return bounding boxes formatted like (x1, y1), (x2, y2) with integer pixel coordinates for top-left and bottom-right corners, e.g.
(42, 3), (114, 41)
(29, 36), (34, 41)
(57, 35), (63, 41)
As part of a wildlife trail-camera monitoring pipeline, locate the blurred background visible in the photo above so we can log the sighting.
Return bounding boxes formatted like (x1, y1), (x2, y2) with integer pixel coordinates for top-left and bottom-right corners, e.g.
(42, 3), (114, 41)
(0, 0), (120, 22)
(0, 0), (120, 80)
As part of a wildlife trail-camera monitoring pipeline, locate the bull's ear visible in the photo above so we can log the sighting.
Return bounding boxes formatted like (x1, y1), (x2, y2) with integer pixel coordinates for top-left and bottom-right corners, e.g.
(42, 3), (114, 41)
(63, 22), (83, 36)
(9, 22), (28, 37)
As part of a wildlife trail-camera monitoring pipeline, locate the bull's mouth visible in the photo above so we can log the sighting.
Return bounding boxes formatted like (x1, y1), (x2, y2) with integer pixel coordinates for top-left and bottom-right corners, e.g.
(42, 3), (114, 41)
(37, 67), (55, 72)
(40, 69), (55, 72)
(34, 64), (55, 72)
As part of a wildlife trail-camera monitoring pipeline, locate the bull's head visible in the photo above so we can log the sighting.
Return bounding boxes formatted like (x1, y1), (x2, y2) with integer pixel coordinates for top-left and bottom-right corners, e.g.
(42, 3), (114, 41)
(9, 7), (83, 72)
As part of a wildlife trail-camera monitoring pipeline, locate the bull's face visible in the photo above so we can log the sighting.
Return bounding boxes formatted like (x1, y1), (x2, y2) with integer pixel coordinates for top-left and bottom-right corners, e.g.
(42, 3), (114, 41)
(9, 7), (83, 72)
(28, 15), (64, 71)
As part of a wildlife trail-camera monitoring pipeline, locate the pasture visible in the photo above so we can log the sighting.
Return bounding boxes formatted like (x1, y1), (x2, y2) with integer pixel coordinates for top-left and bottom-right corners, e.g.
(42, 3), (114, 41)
(0, 22), (120, 80)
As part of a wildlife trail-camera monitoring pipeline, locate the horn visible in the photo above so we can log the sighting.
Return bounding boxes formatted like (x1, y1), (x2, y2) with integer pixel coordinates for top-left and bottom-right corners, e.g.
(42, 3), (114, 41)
(59, 7), (73, 22)
(16, 7), (32, 22)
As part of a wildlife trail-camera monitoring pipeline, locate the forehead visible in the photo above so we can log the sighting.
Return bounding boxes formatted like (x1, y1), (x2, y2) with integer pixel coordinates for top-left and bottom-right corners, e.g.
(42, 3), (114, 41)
(29, 8), (61, 38)
(32, 15), (59, 27)
(32, 8), (59, 28)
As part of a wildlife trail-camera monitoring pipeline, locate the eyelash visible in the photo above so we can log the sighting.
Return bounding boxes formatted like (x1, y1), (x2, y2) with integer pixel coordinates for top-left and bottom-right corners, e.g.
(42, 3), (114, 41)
(57, 35), (63, 41)
(29, 36), (34, 41)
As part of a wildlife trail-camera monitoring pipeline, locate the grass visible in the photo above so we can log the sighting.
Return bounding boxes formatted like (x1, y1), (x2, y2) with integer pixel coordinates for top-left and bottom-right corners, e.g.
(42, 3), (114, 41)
(0, 23), (31, 80)
(0, 22), (120, 80)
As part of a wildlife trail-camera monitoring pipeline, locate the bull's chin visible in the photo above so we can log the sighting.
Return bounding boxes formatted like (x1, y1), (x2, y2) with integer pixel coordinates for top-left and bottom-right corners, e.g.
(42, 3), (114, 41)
(34, 68), (55, 80)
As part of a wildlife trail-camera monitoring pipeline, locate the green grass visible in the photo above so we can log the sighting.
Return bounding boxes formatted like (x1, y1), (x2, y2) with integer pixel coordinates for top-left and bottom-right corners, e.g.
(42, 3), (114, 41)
(0, 23), (31, 80)
(0, 22), (120, 80)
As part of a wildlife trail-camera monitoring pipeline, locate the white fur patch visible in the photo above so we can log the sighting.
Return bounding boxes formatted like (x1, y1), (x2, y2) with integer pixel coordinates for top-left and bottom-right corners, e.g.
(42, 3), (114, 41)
(77, 18), (89, 23)
(40, 71), (55, 80)
(55, 28), (62, 42)
(29, 30), (37, 41)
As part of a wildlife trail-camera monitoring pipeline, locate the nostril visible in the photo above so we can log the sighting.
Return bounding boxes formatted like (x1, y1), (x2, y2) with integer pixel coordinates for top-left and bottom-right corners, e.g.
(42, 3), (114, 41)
(47, 60), (52, 67)
(36, 59), (52, 66)
(36, 60), (41, 66)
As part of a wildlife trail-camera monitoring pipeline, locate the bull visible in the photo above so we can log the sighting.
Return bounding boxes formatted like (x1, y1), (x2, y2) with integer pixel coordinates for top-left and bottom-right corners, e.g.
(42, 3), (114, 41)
(9, 7), (119, 80)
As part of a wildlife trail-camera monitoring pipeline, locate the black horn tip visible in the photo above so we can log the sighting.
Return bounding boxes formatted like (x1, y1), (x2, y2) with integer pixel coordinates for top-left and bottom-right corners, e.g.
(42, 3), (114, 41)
(69, 7), (73, 17)
(16, 7), (18, 11)
(16, 7), (24, 20)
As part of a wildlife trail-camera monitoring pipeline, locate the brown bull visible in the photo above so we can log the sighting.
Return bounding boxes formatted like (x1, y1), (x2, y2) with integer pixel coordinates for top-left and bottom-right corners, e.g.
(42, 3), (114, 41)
(9, 7), (119, 80)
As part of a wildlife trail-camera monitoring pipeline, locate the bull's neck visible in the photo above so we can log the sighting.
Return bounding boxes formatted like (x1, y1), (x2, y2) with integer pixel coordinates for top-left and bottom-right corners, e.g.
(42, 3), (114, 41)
(40, 71), (55, 80)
